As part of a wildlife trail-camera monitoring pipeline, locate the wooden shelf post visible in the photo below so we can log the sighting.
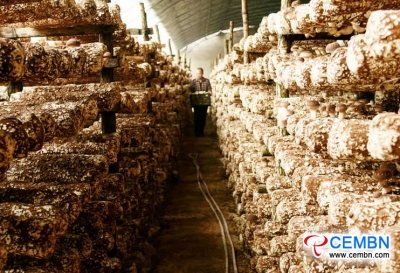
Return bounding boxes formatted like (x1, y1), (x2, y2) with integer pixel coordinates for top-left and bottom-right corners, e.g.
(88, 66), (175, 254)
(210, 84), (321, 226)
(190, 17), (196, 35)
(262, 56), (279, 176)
(98, 25), (118, 172)
(224, 39), (229, 55)
(140, 2), (152, 66)
(140, 2), (150, 42)
(242, 0), (249, 64)
(183, 53), (187, 68)
(168, 39), (173, 56)
(177, 49), (181, 65)
(276, 0), (292, 98)
(229, 21), (234, 52)
(99, 32), (117, 135)
(100, 32), (114, 84)
(153, 24), (163, 54)
(154, 24), (161, 44)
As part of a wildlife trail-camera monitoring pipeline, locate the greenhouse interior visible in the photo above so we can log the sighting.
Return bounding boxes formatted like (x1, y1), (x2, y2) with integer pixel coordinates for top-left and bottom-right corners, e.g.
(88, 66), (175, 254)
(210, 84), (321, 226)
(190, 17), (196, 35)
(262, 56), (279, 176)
(0, 0), (399, 272)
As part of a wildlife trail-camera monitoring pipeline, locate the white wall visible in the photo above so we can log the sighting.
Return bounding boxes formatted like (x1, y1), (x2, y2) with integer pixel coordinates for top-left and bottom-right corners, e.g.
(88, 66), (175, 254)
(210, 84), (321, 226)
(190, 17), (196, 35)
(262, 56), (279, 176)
(112, 0), (178, 52)
(184, 29), (256, 79)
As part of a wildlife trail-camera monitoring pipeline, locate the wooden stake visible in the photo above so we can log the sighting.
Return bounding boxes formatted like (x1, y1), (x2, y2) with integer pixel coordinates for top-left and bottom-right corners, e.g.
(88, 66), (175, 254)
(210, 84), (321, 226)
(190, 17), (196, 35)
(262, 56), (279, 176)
(153, 24), (161, 44)
(218, 53), (222, 60)
(244, 51), (249, 64)
(242, 0), (249, 64)
(183, 53), (187, 67)
(242, 0), (249, 39)
(281, 0), (291, 10)
(278, 0), (293, 52)
(188, 59), (191, 69)
(99, 32), (114, 83)
(177, 49), (181, 64)
(229, 21), (234, 52)
(168, 38), (173, 56)
(224, 39), (229, 55)
(278, 36), (292, 54)
(140, 2), (150, 42)
(99, 32), (117, 134)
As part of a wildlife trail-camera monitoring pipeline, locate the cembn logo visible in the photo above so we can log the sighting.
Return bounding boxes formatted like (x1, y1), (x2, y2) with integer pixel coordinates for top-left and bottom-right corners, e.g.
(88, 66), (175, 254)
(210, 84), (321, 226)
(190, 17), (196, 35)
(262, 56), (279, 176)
(303, 234), (391, 259)
(303, 235), (329, 257)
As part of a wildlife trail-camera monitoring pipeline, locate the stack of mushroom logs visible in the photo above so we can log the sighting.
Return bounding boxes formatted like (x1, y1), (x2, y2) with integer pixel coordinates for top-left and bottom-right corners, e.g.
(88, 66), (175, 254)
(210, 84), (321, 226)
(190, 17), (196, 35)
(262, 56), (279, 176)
(211, 6), (400, 273)
(0, 2), (193, 273)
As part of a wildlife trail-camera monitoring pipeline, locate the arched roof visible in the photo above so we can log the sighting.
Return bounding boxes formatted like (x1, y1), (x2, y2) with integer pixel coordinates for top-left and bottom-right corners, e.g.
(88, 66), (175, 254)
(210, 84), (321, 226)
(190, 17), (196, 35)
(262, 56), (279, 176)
(145, 0), (281, 49)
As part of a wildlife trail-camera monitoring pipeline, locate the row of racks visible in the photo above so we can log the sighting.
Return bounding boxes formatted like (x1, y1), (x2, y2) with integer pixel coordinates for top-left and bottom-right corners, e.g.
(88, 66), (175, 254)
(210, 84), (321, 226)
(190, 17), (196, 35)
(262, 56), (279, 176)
(0, 1), (193, 272)
(209, 0), (400, 272)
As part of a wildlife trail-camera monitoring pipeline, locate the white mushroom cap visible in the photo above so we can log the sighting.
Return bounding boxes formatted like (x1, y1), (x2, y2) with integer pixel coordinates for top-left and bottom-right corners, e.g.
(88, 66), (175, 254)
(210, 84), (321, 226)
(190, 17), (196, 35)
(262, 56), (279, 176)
(312, 47), (320, 55)
(304, 32), (316, 38)
(66, 38), (80, 47)
(318, 46), (326, 55)
(291, 0), (301, 7)
(325, 42), (340, 54)
(284, 7), (296, 20)
(299, 50), (313, 58)
(290, 45), (299, 52)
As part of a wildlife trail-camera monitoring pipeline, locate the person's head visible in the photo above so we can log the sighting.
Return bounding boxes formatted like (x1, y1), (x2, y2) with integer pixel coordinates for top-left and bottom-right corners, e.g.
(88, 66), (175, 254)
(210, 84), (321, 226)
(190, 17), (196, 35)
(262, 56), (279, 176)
(196, 67), (204, 80)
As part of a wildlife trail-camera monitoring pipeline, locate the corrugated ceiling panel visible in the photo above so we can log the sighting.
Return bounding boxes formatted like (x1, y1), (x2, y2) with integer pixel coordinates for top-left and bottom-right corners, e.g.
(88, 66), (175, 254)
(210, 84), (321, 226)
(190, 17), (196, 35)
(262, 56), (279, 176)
(146, 0), (283, 48)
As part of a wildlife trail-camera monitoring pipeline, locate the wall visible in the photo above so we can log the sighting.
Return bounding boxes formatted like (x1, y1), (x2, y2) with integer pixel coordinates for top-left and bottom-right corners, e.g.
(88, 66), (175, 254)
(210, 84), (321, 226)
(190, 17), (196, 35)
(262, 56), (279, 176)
(184, 29), (257, 79)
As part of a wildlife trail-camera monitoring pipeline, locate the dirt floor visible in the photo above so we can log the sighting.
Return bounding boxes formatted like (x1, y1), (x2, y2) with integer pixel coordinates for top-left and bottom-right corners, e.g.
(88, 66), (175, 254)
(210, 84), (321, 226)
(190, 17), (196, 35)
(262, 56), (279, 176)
(151, 115), (253, 273)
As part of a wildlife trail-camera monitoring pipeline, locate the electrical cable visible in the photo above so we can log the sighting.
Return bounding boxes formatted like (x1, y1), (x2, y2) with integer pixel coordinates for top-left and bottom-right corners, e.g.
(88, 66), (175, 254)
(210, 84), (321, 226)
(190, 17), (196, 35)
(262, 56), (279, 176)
(188, 153), (238, 273)
(188, 153), (229, 273)
(198, 164), (238, 273)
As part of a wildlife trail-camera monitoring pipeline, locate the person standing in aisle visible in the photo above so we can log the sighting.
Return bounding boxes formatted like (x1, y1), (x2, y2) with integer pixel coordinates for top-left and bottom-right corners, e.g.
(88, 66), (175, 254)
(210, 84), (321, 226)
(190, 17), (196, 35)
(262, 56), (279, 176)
(190, 67), (212, 137)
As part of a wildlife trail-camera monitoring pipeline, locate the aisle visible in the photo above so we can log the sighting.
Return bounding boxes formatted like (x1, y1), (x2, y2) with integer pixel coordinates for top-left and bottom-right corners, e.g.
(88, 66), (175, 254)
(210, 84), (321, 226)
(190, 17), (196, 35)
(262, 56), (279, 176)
(151, 115), (252, 273)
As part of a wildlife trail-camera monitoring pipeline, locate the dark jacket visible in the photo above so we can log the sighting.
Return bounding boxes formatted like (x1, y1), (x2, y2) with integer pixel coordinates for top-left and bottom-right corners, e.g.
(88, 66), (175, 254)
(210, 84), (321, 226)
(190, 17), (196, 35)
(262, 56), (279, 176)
(190, 78), (212, 93)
